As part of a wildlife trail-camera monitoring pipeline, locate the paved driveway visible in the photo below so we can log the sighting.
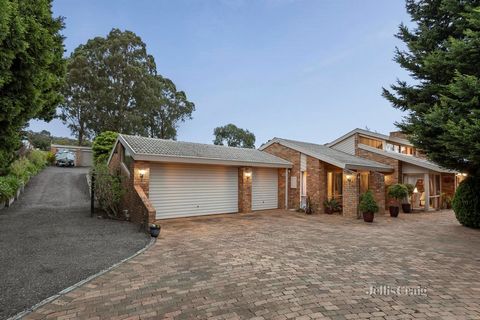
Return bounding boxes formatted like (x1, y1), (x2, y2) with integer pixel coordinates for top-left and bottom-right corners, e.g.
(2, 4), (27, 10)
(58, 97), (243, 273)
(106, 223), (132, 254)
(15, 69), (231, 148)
(0, 167), (149, 320)
(24, 210), (480, 320)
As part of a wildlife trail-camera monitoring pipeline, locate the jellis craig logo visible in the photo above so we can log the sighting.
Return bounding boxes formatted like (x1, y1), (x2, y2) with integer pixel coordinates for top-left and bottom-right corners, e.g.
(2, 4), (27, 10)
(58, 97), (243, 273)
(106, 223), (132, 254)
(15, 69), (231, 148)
(367, 285), (427, 296)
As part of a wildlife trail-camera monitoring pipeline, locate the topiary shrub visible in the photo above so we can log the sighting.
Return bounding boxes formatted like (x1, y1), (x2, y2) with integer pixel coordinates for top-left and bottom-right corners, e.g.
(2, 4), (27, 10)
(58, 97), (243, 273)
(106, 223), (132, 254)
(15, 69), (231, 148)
(92, 163), (124, 218)
(387, 184), (408, 205)
(452, 177), (480, 228)
(93, 131), (118, 164)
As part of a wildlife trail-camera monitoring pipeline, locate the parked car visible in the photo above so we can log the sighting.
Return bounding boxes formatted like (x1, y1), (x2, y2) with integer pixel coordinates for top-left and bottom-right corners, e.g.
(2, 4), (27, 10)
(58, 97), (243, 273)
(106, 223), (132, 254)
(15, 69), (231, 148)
(55, 151), (75, 167)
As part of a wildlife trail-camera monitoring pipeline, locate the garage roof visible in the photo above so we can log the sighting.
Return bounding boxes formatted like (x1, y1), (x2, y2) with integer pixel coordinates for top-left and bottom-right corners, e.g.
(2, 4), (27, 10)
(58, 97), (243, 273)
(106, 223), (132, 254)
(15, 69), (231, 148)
(259, 138), (394, 172)
(116, 134), (292, 168)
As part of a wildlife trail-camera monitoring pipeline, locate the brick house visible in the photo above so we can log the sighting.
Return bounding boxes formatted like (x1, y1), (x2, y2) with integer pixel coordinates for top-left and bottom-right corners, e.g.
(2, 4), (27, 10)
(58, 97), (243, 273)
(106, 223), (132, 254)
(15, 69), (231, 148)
(327, 128), (462, 211)
(107, 134), (292, 225)
(259, 138), (394, 217)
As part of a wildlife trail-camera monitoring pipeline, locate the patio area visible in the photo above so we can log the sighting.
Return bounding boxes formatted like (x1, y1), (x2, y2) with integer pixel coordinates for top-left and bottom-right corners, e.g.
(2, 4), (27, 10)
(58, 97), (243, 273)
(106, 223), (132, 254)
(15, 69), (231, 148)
(23, 210), (480, 320)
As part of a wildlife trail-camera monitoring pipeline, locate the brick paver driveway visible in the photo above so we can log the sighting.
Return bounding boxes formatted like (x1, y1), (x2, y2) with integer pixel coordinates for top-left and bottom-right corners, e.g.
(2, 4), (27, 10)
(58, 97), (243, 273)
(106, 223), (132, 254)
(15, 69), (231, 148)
(24, 210), (480, 320)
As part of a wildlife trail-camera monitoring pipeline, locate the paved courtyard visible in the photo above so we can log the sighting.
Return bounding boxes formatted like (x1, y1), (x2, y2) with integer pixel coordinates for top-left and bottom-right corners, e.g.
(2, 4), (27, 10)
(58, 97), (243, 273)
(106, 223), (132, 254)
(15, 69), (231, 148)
(24, 210), (480, 320)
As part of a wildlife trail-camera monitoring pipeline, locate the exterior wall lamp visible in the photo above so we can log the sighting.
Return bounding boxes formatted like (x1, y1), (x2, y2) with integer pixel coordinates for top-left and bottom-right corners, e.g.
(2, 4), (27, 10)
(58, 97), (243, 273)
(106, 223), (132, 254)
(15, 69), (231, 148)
(139, 169), (146, 182)
(244, 169), (252, 179)
(346, 174), (353, 182)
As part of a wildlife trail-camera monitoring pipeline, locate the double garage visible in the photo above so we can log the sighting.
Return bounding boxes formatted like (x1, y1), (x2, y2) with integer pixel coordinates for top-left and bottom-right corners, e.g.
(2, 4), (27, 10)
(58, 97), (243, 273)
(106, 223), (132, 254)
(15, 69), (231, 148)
(109, 134), (292, 221)
(149, 164), (280, 219)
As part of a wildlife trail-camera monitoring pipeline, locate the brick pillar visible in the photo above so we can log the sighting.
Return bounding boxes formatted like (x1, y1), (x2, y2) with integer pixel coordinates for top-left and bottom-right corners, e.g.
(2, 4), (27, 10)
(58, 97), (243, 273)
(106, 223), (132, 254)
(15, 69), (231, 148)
(278, 168), (287, 209)
(369, 171), (385, 213)
(342, 170), (359, 217)
(133, 161), (150, 196)
(238, 167), (252, 213)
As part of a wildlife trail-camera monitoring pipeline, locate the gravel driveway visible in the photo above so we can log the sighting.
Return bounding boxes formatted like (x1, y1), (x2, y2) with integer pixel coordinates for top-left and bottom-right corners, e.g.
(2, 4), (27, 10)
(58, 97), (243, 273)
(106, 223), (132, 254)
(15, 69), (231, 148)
(0, 166), (149, 319)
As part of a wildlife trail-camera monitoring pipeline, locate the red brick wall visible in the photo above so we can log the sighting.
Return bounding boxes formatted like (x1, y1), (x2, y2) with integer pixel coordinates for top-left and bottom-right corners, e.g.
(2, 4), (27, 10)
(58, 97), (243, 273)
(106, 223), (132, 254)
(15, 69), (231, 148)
(306, 156), (327, 214)
(441, 173), (455, 198)
(263, 143), (301, 209)
(356, 148), (401, 208)
(369, 171), (386, 213)
(342, 171), (358, 217)
(108, 142), (156, 226)
(238, 167), (252, 213)
(277, 168), (287, 209)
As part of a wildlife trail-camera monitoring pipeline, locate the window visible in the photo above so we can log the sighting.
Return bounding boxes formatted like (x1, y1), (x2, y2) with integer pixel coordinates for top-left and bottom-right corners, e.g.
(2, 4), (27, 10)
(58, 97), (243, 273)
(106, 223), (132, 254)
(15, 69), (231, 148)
(121, 146), (133, 168)
(359, 172), (369, 194)
(386, 143), (416, 156)
(327, 171), (343, 200)
(359, 136), (383, 149)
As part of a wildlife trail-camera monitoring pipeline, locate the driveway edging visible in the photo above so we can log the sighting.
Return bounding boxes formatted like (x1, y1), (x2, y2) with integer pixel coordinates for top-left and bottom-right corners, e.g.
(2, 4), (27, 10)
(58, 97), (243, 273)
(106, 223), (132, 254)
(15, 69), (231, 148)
(8, 236), (156, 320)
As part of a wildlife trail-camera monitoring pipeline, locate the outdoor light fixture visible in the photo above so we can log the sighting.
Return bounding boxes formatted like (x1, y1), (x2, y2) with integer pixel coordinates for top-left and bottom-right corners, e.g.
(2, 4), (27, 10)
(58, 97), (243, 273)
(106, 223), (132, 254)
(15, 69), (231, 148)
(139, 169), (146, 181)
(244, 170), (252, 178)
(346, 174), (352, 182)
(413, 187), (418, 193)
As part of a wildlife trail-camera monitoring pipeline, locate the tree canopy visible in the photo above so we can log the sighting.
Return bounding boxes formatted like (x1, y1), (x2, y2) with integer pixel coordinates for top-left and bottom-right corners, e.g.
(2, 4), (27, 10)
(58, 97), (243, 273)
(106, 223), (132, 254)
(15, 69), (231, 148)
(213, 124), (256, 148)
(383, 0), (480, 176)
(0, 0), (65, 172)
(61, 29), (194, 144)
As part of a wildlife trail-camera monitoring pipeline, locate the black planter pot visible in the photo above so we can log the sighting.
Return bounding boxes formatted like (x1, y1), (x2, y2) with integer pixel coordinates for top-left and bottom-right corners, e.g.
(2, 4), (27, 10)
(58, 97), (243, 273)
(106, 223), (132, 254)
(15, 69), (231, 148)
(363, 211), (374, 223)
(149, 226), (161, 238)
(389, 206), (399, 217)
(402, 203), (412, 213)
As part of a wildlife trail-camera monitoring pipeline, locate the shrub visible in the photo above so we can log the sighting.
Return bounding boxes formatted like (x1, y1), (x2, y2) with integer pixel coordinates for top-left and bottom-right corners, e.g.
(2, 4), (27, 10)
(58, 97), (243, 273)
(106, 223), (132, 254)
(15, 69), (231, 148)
(387, 184), (409, 203)
(27, 150), (47, 169)
(93, 131), (118, 164)
(0, 175), (20, 201)
(9, 158), (34, 183)
(359, 190), (379, 214)
(452, 177), (480, 228)
(323, 198), (341, 213)
(46, 151), (56, 165)
(92, 163), (124, 218)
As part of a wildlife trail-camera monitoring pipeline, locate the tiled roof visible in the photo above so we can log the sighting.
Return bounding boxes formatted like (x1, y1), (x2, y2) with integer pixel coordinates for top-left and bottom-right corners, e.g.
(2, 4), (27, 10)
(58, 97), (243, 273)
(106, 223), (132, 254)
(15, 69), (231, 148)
(358, 144), (453, 173)
(327, 128), (413, 147)
(119, 134), (292, 167)
(259, 138), (393, 172)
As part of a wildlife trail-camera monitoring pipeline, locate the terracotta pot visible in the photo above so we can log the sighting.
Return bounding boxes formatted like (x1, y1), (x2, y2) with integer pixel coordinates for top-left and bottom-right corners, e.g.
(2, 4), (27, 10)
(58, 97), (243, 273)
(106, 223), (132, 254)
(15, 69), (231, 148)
(363, 211), (374, 223)
(389, 206), (399, 217)
(402, 203), (412, 213)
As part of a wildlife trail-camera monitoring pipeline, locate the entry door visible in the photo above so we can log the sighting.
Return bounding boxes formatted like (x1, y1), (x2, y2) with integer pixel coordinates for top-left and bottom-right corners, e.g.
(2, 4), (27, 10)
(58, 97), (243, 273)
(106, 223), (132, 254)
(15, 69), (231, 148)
(252, 168), (278, 210)
(149, 163), (238, 219)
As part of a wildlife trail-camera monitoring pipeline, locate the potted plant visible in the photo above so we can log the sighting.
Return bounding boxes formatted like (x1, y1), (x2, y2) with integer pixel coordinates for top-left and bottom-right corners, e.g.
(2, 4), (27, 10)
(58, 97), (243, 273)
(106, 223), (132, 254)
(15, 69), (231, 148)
(402, 183), (415, 213)
(323, 198), (341, 214)
(305, 196), (314, 214)
(359, 190), (379, 223)
(149, 224), (161, 237)
(441, 193), (452, 209)
(387, 184), (408, 217)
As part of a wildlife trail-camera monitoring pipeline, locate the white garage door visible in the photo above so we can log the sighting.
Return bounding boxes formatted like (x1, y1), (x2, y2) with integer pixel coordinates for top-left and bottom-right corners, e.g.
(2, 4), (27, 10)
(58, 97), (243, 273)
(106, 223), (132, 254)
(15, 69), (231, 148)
(252, 168), (278, 210)
(149, 163), (238, 219)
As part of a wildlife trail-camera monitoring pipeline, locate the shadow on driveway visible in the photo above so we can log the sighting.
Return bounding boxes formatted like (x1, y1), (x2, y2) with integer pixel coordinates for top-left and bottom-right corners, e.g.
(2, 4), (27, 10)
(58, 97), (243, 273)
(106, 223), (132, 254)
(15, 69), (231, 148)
(0, 166), (149, 319)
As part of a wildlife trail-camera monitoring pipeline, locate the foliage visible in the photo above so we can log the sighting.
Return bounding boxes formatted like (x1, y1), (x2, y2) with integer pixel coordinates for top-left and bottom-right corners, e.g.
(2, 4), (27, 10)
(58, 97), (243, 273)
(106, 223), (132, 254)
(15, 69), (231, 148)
(387, 184), (409, 202)
(441, 192), (453, 209)
(27, 150), (47, 170)
(323, 198), (341, 212)
(46, 152), (56, 165)
(404, 183), (415, 196)
(92, 131), (118, 164)
(213, 124), (256, 148)
(143, 75), (195, 139)
(452, 177), (480, 228)
(305, 196), (314, 214)
(92, 163), (124, 218)
(359, 190), (379, 214)
(61, 29), (194, 143)
(26, 130), (91, 150)
(383, 1), (480, 176)
(0, 0), (66, 173)
(0, 175), (18, 201)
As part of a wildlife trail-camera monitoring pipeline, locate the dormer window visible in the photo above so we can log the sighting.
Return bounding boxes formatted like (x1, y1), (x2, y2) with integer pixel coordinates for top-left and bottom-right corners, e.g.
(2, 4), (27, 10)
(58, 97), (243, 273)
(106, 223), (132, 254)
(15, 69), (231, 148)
(359, 136), (383, 149)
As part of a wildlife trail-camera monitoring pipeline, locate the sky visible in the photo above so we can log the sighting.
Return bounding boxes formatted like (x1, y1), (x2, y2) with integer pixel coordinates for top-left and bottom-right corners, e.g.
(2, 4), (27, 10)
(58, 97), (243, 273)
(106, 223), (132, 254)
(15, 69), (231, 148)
(29, 0), (412, 147)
